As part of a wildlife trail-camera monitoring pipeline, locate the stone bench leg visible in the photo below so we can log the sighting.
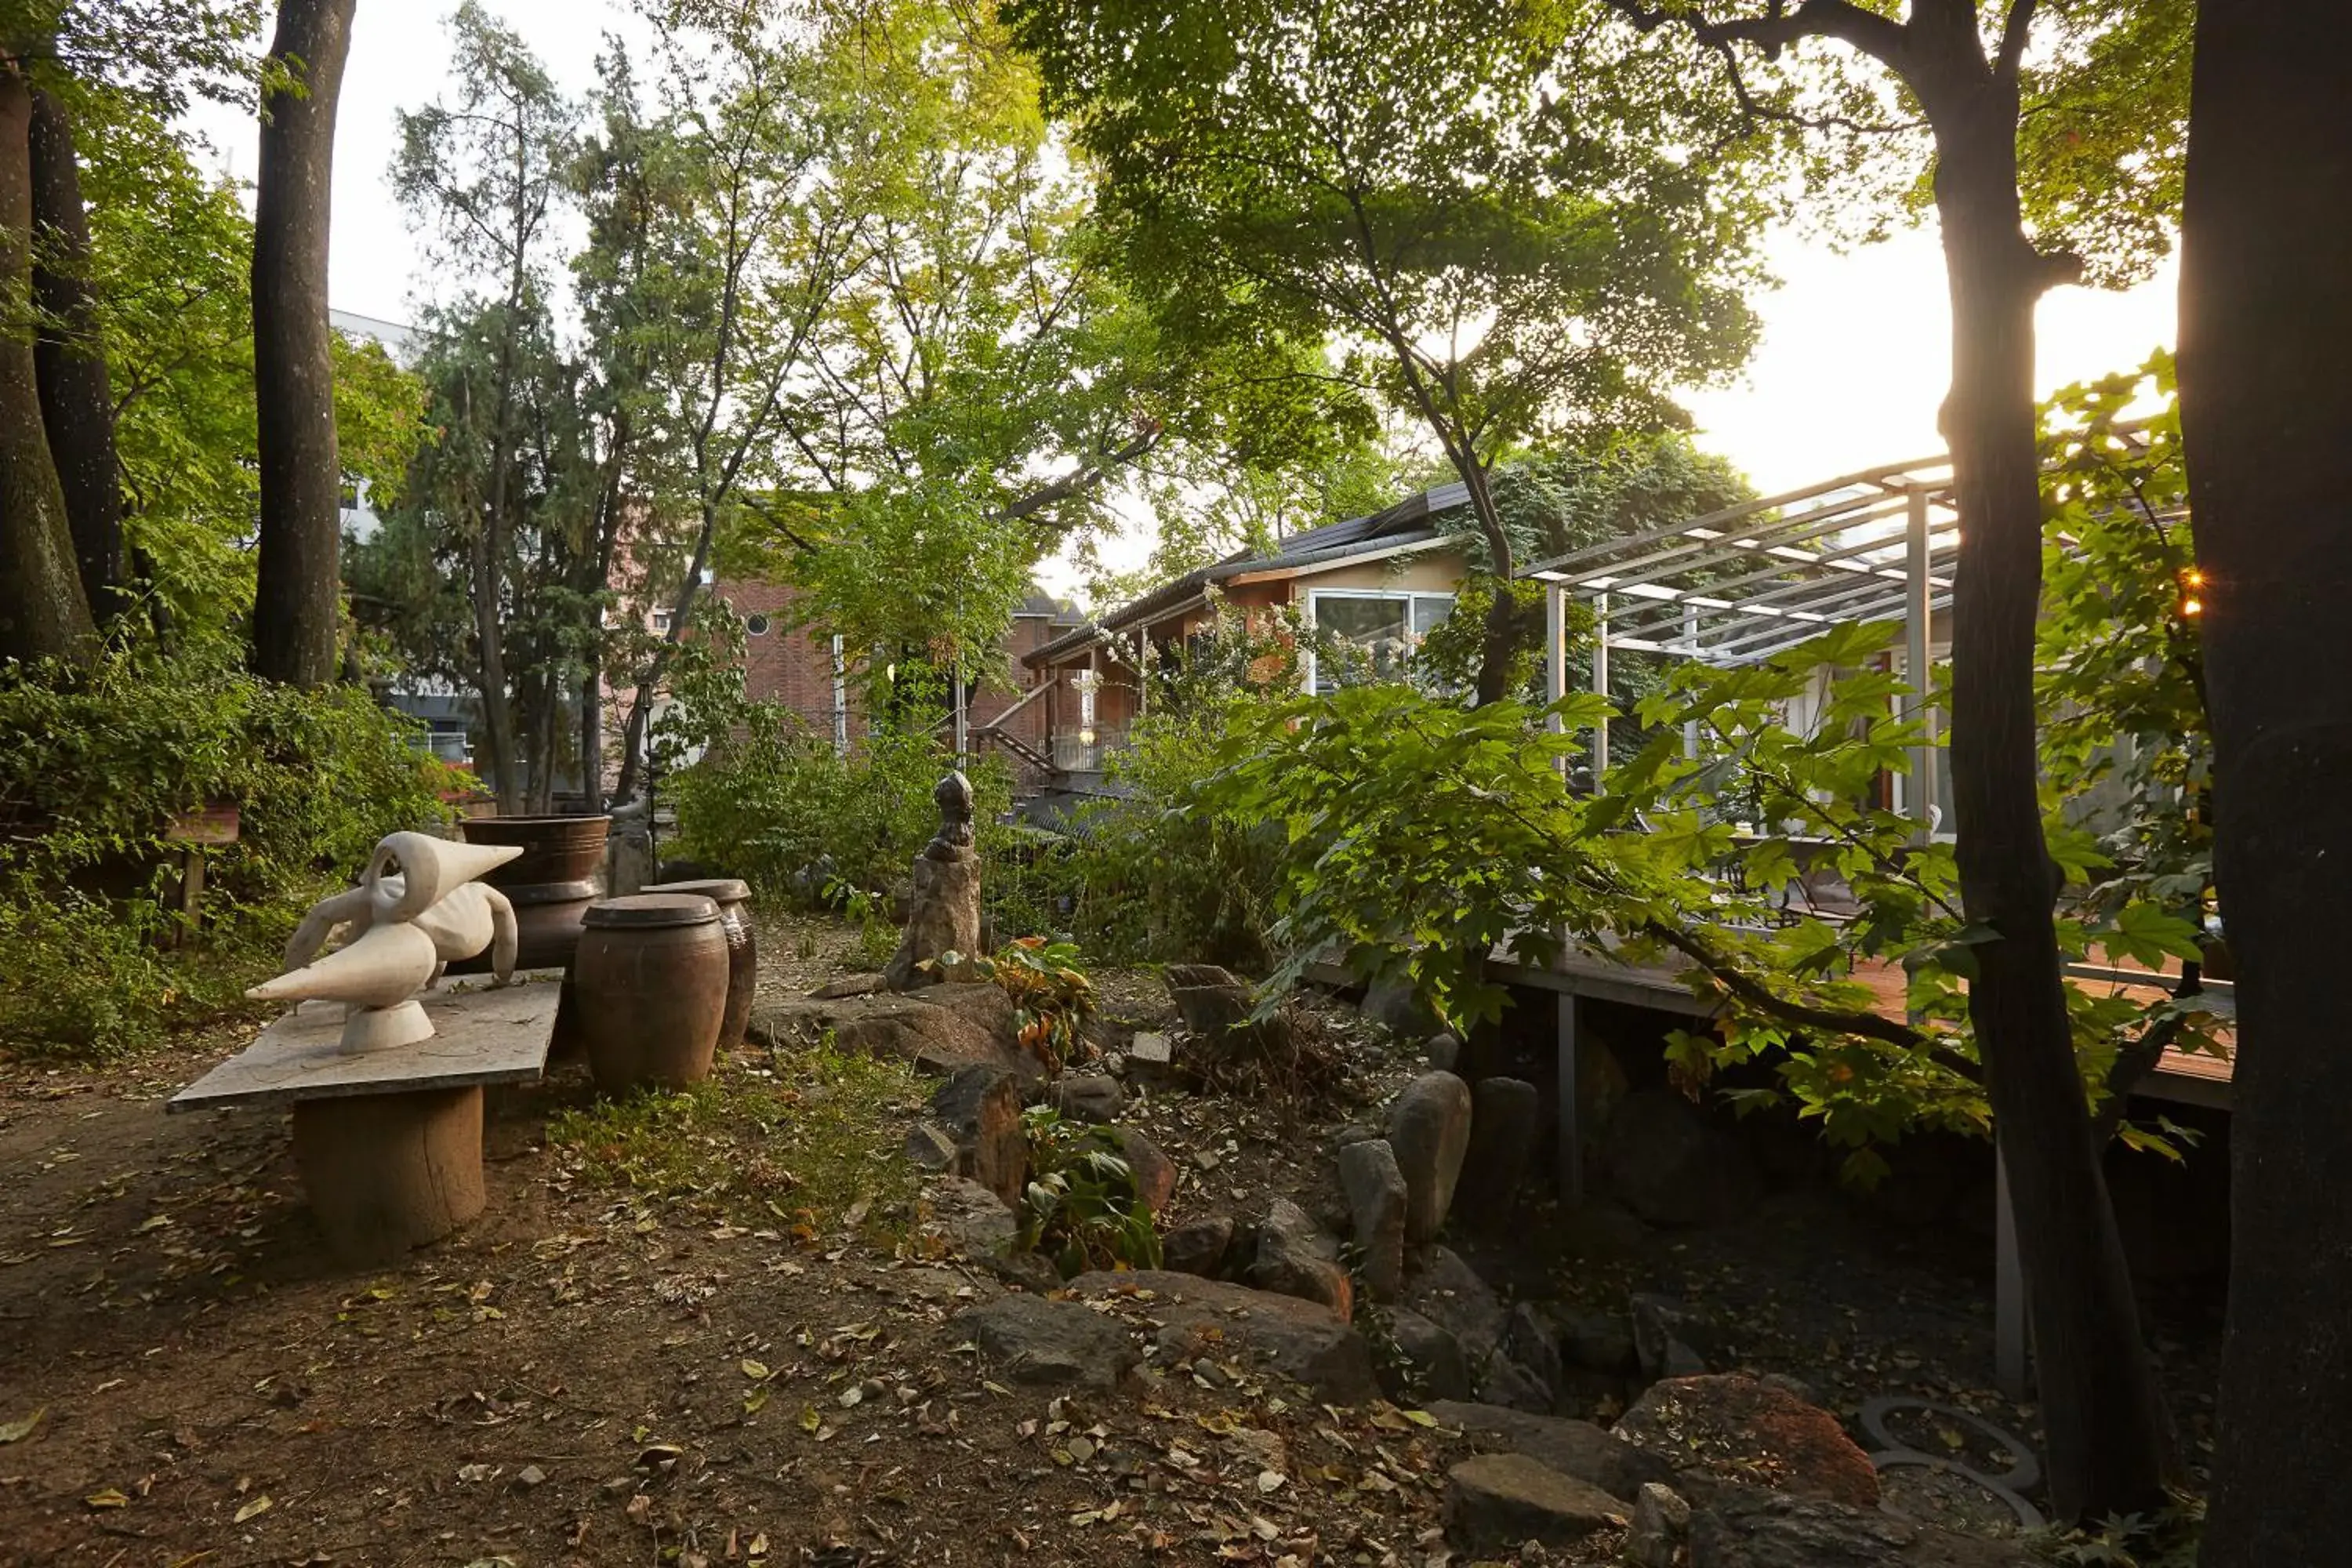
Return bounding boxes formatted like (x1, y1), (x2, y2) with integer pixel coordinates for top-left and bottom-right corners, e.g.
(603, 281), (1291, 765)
(292, 1085), (487, 1263)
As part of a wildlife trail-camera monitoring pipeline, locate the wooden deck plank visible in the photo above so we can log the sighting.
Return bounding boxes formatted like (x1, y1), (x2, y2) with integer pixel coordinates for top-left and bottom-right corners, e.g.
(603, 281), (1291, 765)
(169, 981), (559, 1113)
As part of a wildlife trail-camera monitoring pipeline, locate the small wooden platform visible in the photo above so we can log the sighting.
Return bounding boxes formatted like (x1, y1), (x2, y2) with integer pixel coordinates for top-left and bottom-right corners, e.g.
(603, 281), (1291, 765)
(169, 980), (560, 1264)
(169, 982), (561, 1113)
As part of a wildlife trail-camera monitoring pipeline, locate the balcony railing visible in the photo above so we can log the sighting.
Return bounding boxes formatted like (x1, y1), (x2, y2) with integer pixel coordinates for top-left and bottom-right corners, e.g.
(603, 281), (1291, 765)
(1051, 723), (1131, 774)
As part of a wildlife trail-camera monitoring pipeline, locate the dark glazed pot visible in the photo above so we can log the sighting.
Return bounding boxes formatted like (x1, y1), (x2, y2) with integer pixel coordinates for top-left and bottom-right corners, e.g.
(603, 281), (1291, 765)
(447, 878), (597, 975)
(573, 894), (728, 1094)
(642, 877), (756, 1051)
(461, 815), (612, 884)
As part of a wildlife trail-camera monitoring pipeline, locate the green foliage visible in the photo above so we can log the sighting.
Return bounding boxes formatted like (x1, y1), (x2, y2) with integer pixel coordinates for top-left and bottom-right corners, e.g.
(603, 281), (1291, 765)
(2035, 352), (2207, 935)
(547, 1042), (924, 1240)
(665, 675), (1015, 909)
(1015, 0), (1766, 704)
(0, 648), (457, 1058)
(1050, 692), (1290, 971)
(1016, 1106), (1162, 1276)
(940, 936), (1096, 1073)
(1194, 604), (2221, 1167)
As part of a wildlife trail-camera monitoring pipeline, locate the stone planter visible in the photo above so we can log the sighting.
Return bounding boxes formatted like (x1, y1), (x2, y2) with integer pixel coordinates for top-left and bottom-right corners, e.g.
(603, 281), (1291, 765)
(459, 814), (611, 884)
(642, 877), (756, 1051)
(573, 893), (728, 1094)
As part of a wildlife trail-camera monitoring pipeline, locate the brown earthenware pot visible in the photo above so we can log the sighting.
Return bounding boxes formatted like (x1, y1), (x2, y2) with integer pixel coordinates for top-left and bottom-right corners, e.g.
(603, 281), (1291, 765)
(573, 894), (728, 1094)
(446, 878), (597, 975)
(461, 815), (612, 884)
(641, 877), (756, 1051)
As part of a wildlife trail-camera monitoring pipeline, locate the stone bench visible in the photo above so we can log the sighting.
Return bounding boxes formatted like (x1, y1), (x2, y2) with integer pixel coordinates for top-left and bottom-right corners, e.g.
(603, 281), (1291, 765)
(169, 978), (559, 1263)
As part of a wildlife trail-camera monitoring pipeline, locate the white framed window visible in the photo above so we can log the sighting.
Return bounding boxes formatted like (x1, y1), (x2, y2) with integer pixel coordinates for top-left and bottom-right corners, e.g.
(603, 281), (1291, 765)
(1304, 588), (1455, 693)
(651, 608), (674, 633)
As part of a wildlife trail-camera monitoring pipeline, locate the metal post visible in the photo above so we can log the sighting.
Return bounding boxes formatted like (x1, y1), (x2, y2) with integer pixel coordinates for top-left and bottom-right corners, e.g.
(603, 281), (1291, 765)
(1904, 485), (1938, 835)
(1590, 591), (1611, 779)
(1557, 992), (1583, 1201)
(830, 635), (848, 756)
(1544, 580), (1567, 778)
(953, 661), (969, 768)
(1682, 602), (1701, 762)
(1995, 1149), (2029, 1397)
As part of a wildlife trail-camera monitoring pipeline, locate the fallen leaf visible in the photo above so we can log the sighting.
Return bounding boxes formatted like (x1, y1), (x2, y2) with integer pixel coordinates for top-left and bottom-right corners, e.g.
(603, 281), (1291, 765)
(0, 1407), (45, 1444)
(85, 1487), (129, 1509)
(234, 1494), (273, 1523)
(742, 1359), (771, 1381)
(1256, 1471), (1286, 1494)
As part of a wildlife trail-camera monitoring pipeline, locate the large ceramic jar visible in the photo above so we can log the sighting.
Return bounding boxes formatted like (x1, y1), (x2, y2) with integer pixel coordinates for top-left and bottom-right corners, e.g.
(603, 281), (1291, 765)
(572, 894), (728, 1094)
(460, 815), (612, 884)
(447, 878), (597, 975)
(642, 877), (757, 1051)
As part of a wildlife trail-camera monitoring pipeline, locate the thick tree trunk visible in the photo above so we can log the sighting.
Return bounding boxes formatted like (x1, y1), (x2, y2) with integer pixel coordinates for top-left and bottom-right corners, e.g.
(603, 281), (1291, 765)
(251, 0), (357, 688)
(0, 67), (93, 665)
(2180, 7), (2352, 1562)
(1933, 102), (2171, 1523)
(27, 87), (122, 621)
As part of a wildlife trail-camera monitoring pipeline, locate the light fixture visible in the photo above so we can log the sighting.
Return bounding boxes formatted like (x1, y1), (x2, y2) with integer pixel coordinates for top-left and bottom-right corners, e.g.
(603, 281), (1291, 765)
(1079, 728), (1097, 746)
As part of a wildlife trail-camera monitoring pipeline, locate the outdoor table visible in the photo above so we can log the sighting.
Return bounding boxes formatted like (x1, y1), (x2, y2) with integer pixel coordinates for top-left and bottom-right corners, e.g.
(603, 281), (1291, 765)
(169, 978), (558, 1263)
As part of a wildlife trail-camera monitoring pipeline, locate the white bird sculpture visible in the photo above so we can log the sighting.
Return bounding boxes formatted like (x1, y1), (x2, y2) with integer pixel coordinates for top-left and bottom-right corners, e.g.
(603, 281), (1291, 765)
(250, 832), (522, 1051)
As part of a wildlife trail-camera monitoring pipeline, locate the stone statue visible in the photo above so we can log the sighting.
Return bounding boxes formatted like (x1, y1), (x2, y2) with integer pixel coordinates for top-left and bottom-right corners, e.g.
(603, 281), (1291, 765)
(250, 831), (522, 1051)
(884, 771), (983, 991)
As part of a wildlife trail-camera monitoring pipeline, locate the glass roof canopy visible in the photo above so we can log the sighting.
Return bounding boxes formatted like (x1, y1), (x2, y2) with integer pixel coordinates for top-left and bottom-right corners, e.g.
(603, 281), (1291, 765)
(1519, 452), (1961, 668)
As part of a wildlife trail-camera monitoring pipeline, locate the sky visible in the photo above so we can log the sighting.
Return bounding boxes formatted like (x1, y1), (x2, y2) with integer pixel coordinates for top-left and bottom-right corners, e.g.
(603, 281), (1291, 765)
(187, 0), (2180, 594)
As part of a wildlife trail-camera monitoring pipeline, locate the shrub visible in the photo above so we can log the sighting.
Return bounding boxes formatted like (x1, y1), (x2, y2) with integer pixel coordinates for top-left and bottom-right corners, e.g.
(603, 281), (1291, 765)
(0, 647), (458, 1059)
(1016, 1106), (1161, 1276)
(667, 709), (1014, 906)
(940, 936), (1094, 1073)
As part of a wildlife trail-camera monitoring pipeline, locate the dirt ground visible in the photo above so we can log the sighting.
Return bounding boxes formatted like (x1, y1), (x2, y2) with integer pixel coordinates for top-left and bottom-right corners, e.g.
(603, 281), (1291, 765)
(0, 916), (1494, 1568)
(0, 912), (2222, 1566)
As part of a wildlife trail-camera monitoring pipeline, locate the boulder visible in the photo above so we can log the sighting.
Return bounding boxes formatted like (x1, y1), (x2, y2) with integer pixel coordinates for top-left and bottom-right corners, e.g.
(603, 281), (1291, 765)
(1163, 963), (1289, 1065)
(1553, 1302), (1639, 1375)
(1251, 1197), (1352, 1318)
(1443, 1453), (1621, 1552)
(1628, 1482), (1692, 1568)
(1363, 974), (1437, 1038)
(810, 971), (885, 1000)
(1067, 1270), (1378, 1403)
(929, 1065), (1026, 1207)
(1160, 1214), (1234, 1279)
(904, 1123), (959, 1171)
(1616, 1374), (1880, 1510)
(1426, 1399), (1677, 1503)
(748, 994), (1033, 1080)
(1454, 1076), (1541, 1227)
(1687, 1484), (2038, 1568)
(1111, 1127), (1177, 1214)
(1401, 1246), (1506, 1359)
(1336, 1138), (1409, 1301)
(1475, 1352), (1557, 1414)
(1423, 1031), (1462, 1073)
(1049, 1073), (1124, 1124)
(1506, 1301), (1566, 1407)
(1554, 1198), (1652, 1261)
(914, 981), (1018, 1046)
(916, 1177), (1055, 1290)
(1631, 1293), (1721, 1381)
(1599, 1089), (1761, 1229)
(955, 1294), (1138, 1390)
(1381, 1308), (1472, 1403)
(1387, 1071), (1474, 1243)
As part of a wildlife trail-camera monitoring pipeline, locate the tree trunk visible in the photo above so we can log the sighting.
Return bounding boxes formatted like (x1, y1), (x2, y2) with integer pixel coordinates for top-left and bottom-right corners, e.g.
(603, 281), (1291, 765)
(251, 0), (357, 688)
(1932, 96), (2171, 1523)
(614, 499), (718, 804)
(0, 66), (93, 666)
(2180, 6), (2352, 1561)
(27, 87), (122, 621)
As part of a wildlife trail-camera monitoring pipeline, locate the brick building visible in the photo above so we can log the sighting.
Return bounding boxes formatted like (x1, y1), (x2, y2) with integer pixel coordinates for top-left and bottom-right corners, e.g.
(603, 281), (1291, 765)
(711, 579), (1080, 780)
